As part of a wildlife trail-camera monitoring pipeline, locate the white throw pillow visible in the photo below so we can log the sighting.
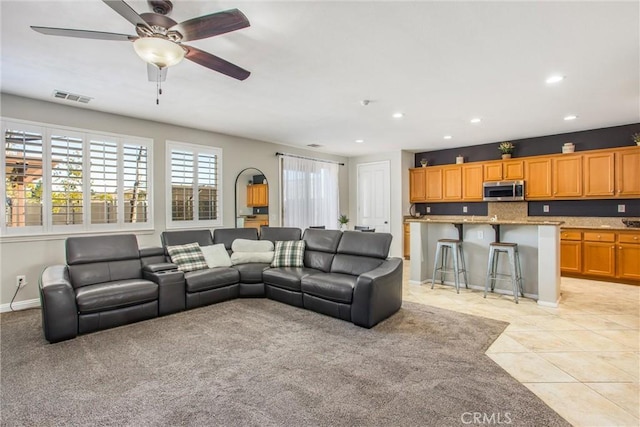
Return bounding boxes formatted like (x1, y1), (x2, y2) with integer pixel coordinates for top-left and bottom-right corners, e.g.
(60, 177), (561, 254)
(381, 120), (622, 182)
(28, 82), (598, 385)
(231, 238), (274, 253)
(230, 251), (275, 265)
(200, 244), (233, 268)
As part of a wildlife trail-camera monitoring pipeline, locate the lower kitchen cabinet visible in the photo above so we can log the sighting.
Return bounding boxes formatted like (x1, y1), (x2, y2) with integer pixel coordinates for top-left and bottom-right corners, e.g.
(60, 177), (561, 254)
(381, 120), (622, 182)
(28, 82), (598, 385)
(561, 228), (640, 284)
(403, 222), (410, 260)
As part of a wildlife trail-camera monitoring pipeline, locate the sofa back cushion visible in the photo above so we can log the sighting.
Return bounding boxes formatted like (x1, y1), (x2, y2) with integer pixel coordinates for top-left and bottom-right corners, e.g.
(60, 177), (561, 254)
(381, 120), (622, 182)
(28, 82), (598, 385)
(66, 234), (142, 289)
(302, 229), (342, 272)
(161, 229), (213, 255)
(330, 231), (392, 276)
(260, 227), (302, 243)
(213, 228), (259, 252)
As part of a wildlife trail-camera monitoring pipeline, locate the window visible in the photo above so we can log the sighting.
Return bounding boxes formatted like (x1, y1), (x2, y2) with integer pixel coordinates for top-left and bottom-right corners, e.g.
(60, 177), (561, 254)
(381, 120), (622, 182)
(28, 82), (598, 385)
(166, 141), (222, 229)
(280, 154), (340, 230)
(1, 119), (153, 237)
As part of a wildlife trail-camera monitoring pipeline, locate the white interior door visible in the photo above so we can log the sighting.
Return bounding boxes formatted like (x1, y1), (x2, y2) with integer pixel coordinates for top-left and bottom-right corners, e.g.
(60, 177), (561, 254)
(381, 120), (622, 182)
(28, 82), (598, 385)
(357, 161), (390, 233)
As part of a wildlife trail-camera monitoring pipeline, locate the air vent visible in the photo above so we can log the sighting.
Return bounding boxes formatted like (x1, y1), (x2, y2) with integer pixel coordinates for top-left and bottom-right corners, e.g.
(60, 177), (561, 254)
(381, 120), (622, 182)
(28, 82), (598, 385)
(307, 144), (322, 148)
(52, 90), (92, 104)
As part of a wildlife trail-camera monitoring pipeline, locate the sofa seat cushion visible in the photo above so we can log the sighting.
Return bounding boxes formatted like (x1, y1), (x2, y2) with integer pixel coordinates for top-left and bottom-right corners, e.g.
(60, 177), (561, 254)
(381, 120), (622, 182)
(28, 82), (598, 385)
(300, 273), (357, 304)
(184, 267), (239, 293)
(75, 279), (158, 314)
(234, 263), (270, 283)
(263, 267), (320, 292)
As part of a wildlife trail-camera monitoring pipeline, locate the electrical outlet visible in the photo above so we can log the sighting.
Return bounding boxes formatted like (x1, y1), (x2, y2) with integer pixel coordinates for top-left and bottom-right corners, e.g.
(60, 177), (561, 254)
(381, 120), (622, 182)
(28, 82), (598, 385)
(618, 204), (626, 213)
(543, 205), (550, 213)
(462, 206), (468, 213)
(426, 206), (431, 213)
(477, 231), (484, 239)
(16, 275), (26, 288)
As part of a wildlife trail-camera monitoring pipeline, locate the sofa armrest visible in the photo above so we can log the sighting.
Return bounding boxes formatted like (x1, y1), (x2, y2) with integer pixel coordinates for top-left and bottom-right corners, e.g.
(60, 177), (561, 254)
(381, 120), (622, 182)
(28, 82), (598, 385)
(143, 263), (179, 273)
(39, 265), (78, 343)
(351, 257), (403, 328)
(143, 269), (186, 315)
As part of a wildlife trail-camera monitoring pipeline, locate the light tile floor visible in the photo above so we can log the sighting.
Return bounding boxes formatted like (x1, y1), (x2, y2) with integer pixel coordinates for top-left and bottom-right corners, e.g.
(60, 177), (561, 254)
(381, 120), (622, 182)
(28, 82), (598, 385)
(403, 263), (639, 426)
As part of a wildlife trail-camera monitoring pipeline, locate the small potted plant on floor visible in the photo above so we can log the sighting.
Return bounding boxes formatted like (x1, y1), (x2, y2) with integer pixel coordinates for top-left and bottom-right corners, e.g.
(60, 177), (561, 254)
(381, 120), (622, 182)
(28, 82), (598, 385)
(498, 141), (515, 159)
(338, 214), (349, 231)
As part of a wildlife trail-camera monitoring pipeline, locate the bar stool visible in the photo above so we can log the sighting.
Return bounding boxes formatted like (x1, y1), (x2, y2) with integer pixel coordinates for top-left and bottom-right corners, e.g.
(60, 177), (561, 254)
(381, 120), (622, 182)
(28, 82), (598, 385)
(484, 242), (524, 303)
(431, 239), (468, 293)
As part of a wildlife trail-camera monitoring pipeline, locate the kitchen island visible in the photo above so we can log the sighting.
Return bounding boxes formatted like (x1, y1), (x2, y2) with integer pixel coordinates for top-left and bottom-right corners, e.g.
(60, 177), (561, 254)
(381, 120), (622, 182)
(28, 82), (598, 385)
(406, 217), (564, 307)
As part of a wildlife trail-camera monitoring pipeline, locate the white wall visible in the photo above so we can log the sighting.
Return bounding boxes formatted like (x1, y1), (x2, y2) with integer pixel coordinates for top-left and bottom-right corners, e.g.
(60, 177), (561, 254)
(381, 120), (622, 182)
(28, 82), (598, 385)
(0, 94), (349, 308)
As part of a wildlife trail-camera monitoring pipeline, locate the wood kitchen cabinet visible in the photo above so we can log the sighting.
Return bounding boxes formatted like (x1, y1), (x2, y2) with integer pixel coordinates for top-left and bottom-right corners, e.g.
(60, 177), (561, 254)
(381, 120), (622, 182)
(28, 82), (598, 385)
(525, 157), (552, 199)
(409, 168), (427, 202)
(560, 230), (582, 274)
(552, 155), (583, 198)
(583, 232), (616, 278)
(584, 151), (615, 197)
(483, 160), (524, 181)
(425, 167), (443, 201)
(403, 222), (410, 259)
(247, 183), (268, 207)
(561, 228), (638, 284)
(442, 166), (462, 200)
(462, 164), (484, 200)
(615, 148), (640, 197)
(617, 232), (640, 281)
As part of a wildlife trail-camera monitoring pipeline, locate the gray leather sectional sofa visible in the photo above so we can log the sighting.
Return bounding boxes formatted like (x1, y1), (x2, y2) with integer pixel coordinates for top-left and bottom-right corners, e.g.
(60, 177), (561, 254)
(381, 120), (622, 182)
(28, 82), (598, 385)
(39, 227), (403, 343)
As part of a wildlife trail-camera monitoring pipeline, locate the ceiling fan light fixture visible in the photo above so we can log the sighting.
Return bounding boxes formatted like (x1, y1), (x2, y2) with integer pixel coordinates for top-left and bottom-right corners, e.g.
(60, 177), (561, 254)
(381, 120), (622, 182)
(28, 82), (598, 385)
(133, 37), (185, 68)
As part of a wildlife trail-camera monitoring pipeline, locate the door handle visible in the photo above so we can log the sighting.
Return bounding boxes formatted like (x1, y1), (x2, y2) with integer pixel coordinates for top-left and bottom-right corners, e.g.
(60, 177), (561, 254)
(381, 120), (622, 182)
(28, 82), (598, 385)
(384, 221), (388, 224)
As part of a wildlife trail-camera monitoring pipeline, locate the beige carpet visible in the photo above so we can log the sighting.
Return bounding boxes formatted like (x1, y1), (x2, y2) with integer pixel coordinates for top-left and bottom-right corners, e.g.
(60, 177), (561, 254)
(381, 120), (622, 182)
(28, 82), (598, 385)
(0, 299), (569, 426)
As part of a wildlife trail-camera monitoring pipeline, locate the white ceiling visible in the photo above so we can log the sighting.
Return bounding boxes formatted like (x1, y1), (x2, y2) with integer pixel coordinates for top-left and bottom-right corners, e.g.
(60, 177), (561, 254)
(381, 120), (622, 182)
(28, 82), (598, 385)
(1, 1), (639, 157)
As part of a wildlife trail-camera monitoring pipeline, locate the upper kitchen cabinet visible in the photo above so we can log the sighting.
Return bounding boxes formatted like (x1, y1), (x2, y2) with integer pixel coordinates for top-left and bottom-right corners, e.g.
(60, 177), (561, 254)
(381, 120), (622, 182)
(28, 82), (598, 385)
(584, 151), (615, 197)
(409, 168), (427, 203)
(483, 160), (524, 181)
(524, 157), (552, 199)
(247, 183), (268, 207)
(425, 167), (443, 201)
(462, 164), (484, 200)
(442, 166), (462, 200)
(552, 155), (583, 198)
(615, 147), (640, 197)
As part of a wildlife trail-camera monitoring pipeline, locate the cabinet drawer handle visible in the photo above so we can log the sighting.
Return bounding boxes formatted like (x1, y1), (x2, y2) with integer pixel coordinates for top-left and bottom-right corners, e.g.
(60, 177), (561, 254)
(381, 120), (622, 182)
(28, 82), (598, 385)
(635, 236), (638, 240)
(597, 235), (601, 238)
(612, 246), (615, 249)
(619, 246), (623, 250)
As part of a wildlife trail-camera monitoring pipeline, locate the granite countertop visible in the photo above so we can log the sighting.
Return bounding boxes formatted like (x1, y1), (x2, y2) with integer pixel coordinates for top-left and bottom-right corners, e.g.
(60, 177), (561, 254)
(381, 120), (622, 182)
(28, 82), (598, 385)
(405, 217), (564, 226)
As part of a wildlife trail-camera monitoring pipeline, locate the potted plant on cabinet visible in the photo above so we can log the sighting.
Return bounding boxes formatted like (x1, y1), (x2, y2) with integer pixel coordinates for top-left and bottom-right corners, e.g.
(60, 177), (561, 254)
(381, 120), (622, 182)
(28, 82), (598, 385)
(338, 214), (349, 231)
(498, 141), (515, 159)
(632, 133), (640, 146)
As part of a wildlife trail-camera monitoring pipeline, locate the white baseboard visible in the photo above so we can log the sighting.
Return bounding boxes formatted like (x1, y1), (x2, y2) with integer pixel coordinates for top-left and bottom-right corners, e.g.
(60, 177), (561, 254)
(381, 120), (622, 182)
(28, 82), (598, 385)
(0, 298), (41, 313)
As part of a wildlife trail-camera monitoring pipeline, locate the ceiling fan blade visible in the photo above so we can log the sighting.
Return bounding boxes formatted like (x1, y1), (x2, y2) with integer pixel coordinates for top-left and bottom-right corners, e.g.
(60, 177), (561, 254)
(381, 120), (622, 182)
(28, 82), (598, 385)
(102, 0), (150, 29)
(31, 26), (136, 41)
(184, 45), (250, 81)
(171, 9), (250, 42)
(147, 63), (167, 82)
(140, 12), (177, 30)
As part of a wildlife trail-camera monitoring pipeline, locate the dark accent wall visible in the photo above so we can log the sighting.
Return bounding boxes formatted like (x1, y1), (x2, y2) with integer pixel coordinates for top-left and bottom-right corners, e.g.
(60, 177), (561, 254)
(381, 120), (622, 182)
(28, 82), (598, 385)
(529, 200), (640, 217)
(414, 123), (640, 167)
(414, 202), (488, 216)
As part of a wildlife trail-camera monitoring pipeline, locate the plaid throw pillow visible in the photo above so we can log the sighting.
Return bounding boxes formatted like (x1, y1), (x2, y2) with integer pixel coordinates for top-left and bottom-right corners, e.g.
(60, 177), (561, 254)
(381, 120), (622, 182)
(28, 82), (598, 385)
(271, 240), (306, 268)
(166, 242), (208, 272)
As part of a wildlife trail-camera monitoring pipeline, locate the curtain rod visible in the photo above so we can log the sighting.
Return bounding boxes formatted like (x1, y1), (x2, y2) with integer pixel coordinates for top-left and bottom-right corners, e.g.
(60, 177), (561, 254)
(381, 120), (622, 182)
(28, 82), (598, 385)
(275, 152), (344, 166)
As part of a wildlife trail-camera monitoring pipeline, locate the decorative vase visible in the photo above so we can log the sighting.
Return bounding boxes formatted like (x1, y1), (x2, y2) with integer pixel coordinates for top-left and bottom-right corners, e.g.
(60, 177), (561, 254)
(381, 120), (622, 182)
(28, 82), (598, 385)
(340, 224), (347, 231)
(456, 156), (464, 164)
(501, 154), (512, 159)
(420, 161), (428, 168)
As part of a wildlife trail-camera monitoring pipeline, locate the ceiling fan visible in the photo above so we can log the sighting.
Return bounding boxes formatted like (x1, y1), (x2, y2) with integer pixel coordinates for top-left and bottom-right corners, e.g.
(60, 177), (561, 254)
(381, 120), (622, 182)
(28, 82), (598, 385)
(31, 0), (251, 84)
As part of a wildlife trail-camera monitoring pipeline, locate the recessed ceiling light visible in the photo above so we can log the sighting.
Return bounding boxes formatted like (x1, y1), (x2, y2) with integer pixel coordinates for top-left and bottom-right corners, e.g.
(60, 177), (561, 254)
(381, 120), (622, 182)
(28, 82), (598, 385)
(355, 139), (364, 143)
(546, 75), (565, 84)
(444, 135), (452, 140)
(564, 114), (578, 121)
(470, 118), (481, 124)
(392, 112), (404, 119)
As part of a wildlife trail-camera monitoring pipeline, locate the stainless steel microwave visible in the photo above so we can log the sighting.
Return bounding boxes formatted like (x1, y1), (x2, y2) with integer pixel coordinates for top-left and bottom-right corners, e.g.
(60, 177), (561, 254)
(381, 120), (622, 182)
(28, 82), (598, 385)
(483, 180), (525, 201)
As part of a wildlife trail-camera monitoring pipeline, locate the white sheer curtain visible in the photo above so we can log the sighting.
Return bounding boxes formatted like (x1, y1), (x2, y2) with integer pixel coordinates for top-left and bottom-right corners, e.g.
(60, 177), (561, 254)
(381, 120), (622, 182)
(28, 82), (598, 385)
(281, 155), (340, 230)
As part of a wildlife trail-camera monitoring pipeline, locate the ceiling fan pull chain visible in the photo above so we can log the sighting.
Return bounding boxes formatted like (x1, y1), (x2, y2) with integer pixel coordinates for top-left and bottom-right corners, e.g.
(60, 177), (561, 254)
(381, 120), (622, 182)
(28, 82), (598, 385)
(156, 69), (161, 105)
